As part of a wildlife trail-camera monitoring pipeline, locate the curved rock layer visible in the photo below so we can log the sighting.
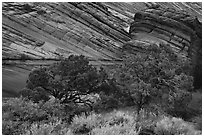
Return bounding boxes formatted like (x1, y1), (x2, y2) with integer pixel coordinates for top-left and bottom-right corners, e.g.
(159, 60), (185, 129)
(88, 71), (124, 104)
(2, 2), (202, 96)
(2, 2), (132, 61)
(128, 4), (201, 55)
(127, 3), (202, 89)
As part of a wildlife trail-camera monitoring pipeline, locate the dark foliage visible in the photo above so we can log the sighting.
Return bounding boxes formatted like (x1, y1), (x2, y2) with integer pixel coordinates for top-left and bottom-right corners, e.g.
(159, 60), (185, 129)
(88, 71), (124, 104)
(19, 87), (50, 103)
(93, 93), (120, 113)
(26, 67), (50, 90)
(111, 43), (194, 117)
(24, 55), (114, 108)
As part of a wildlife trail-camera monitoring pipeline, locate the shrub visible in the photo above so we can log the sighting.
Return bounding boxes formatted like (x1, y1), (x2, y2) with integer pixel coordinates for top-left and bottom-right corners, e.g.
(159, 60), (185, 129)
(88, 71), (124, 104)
(102, 110), (136, 126)
(40, 98), (70, 122)
(90, 110), (139, 135)
(2, 98), (48, 123)
(133, 108), (162, 135)
(19, 87), (50, 103)
(92, 93), (119, 113)
(70, 112), (101, 134)
(2, 98), (46, 135)
(63, 102), (93, 123)
(164, 88), (193, 119)
(154, 117), (201, 135)
(19, 88), (34, 99)
(25, 119), (72, 135)
(91, 123), (139, 135)
(91, 108), (162, 135)
(2, 97), (71, 135)
(2, 120), (30, 135)
(69, 110), (139, 135)
(31, 87), (50, 103)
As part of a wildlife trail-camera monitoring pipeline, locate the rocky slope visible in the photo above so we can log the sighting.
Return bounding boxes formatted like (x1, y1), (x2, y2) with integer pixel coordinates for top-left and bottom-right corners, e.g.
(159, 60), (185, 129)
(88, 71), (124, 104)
(2, 2), (202, 97)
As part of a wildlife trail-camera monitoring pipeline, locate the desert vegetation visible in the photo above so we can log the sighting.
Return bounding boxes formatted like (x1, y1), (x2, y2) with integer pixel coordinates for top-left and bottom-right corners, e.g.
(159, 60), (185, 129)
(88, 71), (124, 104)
(2, 43), (202, 135)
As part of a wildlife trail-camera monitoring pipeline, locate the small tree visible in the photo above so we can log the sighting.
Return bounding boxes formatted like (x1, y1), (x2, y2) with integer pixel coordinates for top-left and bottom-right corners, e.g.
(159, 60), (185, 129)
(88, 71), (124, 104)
(112, 43), (193, 115)
(24, 55), (112, 107)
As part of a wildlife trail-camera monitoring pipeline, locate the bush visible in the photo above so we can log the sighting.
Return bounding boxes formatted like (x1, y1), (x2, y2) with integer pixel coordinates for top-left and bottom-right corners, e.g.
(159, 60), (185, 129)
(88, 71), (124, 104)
(164, 88), (193, 119)
(91, 123), (139, 135)
(70, 112), (101, 134)
(90, 110), (139, 135)
(19, 88), (33, 99)
(2, 98), (48, 123)
(102, 110), (136, 126)
(154, 117), (201, 135)
(2, 120), (30, 135)
(70, 110), (140, 135)
(134, 108), (162, 135)
(2, 97), (71, 135)
(25, 119), (72, 135)
(31, 87), (50, 103)
(40, 98), (70, 122)
(19, 87), (50, 103)
(2, 98), (46, 135)
(92, 93), (119, 113)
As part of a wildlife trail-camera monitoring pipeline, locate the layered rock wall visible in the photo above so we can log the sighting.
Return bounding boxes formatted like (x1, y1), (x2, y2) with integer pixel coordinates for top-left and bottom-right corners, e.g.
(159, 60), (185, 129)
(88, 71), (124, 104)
(2, 2), (202, 96)
(129, 6), (201, 54)
(127, 4), (202, 89)
(2, 2), (133, 62)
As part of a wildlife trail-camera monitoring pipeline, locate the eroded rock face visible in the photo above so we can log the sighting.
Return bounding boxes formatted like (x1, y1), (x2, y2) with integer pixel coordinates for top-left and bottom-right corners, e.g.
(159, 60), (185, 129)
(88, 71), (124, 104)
(127, 4), (202, 89)
(2, 2), (134, 61)
(2, 2), (139, 97)
(3, 2), (201, 61)
(129, 6), (201, 54)
(2, 2), (202, 96)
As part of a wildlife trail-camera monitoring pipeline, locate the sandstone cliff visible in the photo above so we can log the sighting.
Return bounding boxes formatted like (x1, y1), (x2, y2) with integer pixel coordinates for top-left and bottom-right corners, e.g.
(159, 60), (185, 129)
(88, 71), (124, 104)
(2, 2), (202, 97)
(127, 4), (202, 89)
